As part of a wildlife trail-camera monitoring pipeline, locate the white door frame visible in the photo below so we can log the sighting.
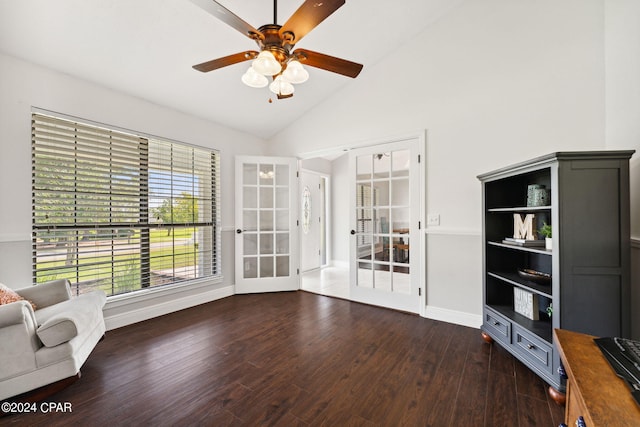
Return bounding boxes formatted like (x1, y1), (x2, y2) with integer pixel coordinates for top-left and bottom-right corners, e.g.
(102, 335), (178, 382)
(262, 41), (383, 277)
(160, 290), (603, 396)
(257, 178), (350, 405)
(297, 131), (426, 317)
(300, 168), (331, 272)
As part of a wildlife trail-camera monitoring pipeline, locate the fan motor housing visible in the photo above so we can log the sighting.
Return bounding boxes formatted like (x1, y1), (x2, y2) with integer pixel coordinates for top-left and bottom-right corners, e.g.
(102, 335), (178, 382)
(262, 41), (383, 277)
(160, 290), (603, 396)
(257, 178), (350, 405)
(257, 24), (292, 64)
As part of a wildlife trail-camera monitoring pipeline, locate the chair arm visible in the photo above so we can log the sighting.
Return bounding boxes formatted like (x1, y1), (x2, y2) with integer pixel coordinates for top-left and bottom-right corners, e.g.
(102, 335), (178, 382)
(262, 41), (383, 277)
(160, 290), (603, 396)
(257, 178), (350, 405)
(0, 301), (40, 381)
(37, 313), (79, 347)
(16, 279), (72, 309)
(36, 290), (106, 347)
(0, 300), (37, 330)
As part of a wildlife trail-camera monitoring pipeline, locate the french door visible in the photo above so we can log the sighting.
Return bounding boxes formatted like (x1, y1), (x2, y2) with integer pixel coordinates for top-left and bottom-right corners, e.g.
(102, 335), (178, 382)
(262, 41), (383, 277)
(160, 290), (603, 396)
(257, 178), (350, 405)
(349, 139), (422, 313)
(235, 156), (299, 293)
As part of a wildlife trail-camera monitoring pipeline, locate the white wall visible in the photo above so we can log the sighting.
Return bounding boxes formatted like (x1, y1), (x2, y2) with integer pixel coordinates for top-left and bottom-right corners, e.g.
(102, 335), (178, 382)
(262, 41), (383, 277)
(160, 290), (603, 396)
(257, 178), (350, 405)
(604, 0), (640, 337)
(604, 0), (640, 236)
(269, 0), (609, 325)
(300, 157), (332, 175)
(0, 53), (267, 328)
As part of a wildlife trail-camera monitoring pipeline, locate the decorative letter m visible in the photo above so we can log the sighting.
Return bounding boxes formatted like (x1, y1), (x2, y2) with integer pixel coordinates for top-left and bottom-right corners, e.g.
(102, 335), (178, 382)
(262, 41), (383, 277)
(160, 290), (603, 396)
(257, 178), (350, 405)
(513, 214), (535, 240)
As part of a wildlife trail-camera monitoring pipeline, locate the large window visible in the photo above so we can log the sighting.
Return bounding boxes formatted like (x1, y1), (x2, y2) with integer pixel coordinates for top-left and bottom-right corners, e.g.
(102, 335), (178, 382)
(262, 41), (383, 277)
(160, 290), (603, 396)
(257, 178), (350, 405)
(31, 113), (221, 296)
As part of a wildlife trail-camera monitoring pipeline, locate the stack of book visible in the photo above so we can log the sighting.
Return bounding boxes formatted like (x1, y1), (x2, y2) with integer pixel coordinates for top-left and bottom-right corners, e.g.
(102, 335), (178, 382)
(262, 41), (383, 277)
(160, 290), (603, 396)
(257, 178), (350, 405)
(502, 237), (545, 247)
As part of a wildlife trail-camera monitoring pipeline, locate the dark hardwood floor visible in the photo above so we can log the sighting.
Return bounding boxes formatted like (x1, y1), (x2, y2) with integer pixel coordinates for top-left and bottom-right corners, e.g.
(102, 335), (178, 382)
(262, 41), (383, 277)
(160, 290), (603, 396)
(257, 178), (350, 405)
(5, 291), (564, 426)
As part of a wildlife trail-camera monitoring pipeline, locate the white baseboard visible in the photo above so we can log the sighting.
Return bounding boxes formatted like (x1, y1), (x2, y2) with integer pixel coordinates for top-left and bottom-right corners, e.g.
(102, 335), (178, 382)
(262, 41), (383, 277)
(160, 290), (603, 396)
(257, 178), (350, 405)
(330, 260), (349, 269)
(104, 285), (234, 330)
(424, 305), (482, 329)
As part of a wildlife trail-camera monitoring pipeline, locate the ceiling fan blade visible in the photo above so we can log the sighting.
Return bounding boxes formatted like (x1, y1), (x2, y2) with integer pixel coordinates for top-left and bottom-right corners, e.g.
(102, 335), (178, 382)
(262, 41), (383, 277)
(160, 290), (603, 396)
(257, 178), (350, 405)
(293, 49), (363, 78)
(193, 51), (259, 72)
(279, 0), (345, 45)
(190, 0), (263, 40)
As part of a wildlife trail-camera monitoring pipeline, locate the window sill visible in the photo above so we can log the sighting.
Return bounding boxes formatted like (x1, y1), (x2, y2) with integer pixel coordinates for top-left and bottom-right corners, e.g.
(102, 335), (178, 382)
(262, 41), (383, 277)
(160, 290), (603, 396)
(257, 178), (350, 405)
(106, 275), (224, 309)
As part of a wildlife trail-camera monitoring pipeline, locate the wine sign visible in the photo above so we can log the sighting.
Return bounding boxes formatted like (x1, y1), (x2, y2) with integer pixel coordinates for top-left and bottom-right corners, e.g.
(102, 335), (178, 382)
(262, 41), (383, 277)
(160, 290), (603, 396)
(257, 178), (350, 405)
(514, 287), (540, 320)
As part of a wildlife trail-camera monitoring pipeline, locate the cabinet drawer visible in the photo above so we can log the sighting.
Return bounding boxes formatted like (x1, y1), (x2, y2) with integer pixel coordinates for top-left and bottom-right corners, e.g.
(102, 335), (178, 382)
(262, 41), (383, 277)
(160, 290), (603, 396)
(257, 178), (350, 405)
(484, 308), (511, 345)
(513, 325), (553, 374)
(566, 378), (591, 427)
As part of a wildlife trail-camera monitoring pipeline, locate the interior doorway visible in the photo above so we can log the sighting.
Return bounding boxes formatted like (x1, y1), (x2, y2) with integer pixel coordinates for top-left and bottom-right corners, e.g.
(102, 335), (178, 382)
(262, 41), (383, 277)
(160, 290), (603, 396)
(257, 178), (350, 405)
(300, 170), (329, 273)
(299, 131), (425, 314)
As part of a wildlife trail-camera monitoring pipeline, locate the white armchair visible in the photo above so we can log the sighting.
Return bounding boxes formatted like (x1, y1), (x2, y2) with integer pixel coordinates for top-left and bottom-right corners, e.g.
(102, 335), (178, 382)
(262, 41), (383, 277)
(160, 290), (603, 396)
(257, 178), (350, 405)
(0, 279), (106, 401)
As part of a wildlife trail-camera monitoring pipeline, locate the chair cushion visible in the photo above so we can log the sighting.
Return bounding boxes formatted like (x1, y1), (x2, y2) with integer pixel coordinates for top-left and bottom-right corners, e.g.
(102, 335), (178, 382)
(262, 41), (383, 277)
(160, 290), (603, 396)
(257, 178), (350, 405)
(0, 283), (36, 311)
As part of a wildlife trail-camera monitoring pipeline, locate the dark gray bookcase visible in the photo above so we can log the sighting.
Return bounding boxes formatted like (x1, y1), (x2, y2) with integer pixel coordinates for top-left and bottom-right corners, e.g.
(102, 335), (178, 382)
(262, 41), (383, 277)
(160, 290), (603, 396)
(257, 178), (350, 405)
(477, 150), (634, 398)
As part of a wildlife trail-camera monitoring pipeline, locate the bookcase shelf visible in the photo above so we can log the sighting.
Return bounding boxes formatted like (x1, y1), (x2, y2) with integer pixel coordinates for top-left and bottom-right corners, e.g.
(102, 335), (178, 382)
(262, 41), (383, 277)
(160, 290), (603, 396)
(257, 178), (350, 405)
(487, 241), (551, 255)
(487, 272), (553, 298)
(478, 151), (633, 399)
(487, 206), (551, 213)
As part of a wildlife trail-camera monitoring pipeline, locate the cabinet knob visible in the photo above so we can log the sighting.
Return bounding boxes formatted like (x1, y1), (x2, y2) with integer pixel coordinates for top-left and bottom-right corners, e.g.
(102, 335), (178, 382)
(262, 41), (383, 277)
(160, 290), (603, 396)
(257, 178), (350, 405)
(236, 229), (242, 234)
(350, 230), (356, 235)
(527, 344), (535, 350)
(576, 416), (586, 427)
(493, 321), (500, 326)
(558, 364), (568, 379)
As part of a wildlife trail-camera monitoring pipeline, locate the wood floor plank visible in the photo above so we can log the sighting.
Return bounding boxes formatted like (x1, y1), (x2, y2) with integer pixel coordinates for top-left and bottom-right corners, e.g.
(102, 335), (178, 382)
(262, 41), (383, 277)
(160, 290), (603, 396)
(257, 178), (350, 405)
(485, 370), (519, 426)
(4, 291), (564, 426)
(489, 341), (517, 377)
(449, 331), (490, 426)
(514, 358), (548, 401)
(546, 387), (567, 426)
(517, 394), (555, 427)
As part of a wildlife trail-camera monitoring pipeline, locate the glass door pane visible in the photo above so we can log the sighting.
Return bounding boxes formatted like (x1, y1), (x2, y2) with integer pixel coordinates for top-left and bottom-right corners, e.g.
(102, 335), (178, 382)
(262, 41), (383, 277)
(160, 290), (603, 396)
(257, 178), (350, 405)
(242, 162), (259, 278)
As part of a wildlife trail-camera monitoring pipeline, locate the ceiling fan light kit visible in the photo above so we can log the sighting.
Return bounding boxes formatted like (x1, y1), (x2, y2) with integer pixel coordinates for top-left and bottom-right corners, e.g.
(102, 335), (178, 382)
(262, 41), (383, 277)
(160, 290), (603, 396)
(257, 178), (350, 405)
(282, 60), (309, 84)
(270, 75), (295, 96)
(241, 67), (269, 88)
(190, 0), (363, 100)
(251, 50), (282, 76)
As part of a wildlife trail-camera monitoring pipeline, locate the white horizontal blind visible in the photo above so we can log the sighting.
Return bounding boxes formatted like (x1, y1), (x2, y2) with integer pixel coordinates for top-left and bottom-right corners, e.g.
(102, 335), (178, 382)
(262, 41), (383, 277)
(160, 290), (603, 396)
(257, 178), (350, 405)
(32, 113), (221, 296)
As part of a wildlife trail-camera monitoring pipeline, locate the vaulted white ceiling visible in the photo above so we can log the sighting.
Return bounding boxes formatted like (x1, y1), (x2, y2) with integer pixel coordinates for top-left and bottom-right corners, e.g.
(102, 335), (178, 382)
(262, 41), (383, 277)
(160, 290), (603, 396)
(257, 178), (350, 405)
(0, 0), (461, 139)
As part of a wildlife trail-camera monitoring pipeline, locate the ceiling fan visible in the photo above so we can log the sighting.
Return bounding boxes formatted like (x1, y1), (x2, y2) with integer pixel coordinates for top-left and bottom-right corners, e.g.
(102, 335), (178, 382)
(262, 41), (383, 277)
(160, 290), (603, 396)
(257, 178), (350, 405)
(190, 0), (363, 99)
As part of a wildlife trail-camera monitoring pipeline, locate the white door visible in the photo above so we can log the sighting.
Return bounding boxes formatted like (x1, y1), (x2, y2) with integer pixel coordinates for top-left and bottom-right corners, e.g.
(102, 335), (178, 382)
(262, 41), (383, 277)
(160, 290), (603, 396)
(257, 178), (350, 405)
(349, 140), (422, 313)
(300, 171), (322, 272)
(235, 156), (299, 293)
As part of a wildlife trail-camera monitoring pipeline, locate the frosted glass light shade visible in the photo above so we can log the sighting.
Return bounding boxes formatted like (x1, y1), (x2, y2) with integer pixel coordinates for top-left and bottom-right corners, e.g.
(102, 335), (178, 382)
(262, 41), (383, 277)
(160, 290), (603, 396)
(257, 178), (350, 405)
(241, 67), (268, 88)
(282, 60), (309, 84)
(252, 51), (281, 75)
(269, 76), (294, 96)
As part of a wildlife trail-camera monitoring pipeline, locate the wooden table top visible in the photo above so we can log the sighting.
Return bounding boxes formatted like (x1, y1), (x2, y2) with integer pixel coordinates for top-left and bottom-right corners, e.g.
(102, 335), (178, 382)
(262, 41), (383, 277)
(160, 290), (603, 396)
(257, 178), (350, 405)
(554, 328), (640, 426)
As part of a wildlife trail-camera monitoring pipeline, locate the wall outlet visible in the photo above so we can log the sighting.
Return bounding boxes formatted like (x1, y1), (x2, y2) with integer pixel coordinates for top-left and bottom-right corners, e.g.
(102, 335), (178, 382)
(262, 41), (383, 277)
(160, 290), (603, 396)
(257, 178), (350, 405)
(427, 214), (440, 226)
